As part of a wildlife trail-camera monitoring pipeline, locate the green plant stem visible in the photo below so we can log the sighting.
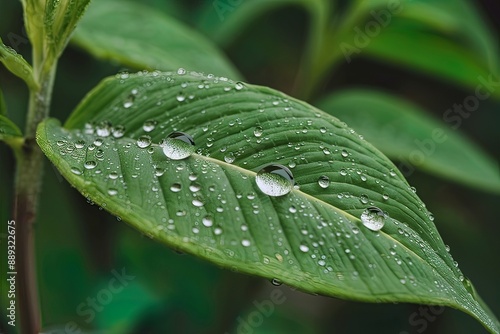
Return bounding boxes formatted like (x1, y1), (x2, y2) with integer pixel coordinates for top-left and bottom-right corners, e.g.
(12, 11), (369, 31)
(14, 63), (57, 334)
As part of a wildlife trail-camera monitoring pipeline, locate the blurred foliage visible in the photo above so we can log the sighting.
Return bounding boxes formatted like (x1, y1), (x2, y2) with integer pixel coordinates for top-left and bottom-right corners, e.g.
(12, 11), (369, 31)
(1, 0), (499, 333)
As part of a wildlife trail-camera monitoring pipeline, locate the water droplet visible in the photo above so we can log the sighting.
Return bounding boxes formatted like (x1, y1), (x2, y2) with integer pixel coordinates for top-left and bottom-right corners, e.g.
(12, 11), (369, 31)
(253, 126), (263, 137)
(271, 278), (282, 286)
(108, 188), (118, 196)
(177, 68), (186, 75)
(170, 183), (182, 192)
(108, 172), (119, 179)
(299, 244), (309, 253)
(235, 81), (245, 90)
(189, 183), (201, 192)
(84, 161), (97, 170)
(154, 167), (165, 177)
(96, 122), (111, 137)
(112, 125), (125, 138)
(143, 120), (157, 132)
(360, 206), (387, 231)
(192, 199), (204, 207)
(241, 239), (251, 247)
(289, 206), (297, 213)
(224, 152), (235, 164)
(317, 175), (330, 189)
(255, 164), (294, 197)
(359, 194), (369, 204)
(319, 127), (327, 134)
(340, 169), (347, 176)
(214, 227), (223, 235)
(136, 135), (152, 148)
(202, 216), (213, 227)
(161, 132), (195, 160)
(341, 149), (349, 158)
(75, 140), (85, 149)
(176, 93), (186, 102)
(382, 194), (389, 201)
(71, 167), (82, 175)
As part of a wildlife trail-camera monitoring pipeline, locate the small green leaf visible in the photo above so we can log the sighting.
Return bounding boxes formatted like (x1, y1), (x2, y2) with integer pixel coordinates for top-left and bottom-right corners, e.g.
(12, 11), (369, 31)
(72, 0), (241, 79)
(317, 90), (500, 194)
(44, 0), (92, 58)
(21, 0), (91, 73)
(0, 115), (22, 147)
(37, 71), (499, 333)
(0, 38), (37, 90)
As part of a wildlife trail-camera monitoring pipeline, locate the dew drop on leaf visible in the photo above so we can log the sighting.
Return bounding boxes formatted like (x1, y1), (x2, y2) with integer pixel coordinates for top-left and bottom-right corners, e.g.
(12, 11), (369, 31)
(136, 135), (152, 148)
(253, 126), (263, 137)
(161, 132), (195, 160)
(112, 125), (125, 138)
(255, 164), (294, 197)
(241, 239), (251, 247)
(142, 120), (157, 132)
(202, 216), (213, 227)
(224, 152), (235, 164)
(71, 167), (82, 175)
(299, 244), (309, 253)
(359, 194), (369, 204)
(75, 140), (85, 149)
(317, 175), (330, 189)
(84, 161), (97, 170)
(107, 188), (118, 196)
(170, 183), (182, 192)
(108, 172), (119, 180)
(271, 278), (283, 286)
(360, 206), (387, 231)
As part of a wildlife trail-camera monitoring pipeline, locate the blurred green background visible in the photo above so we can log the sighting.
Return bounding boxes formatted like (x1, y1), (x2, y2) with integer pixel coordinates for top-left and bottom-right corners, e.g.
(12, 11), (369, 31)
(1, 0), (499, 333)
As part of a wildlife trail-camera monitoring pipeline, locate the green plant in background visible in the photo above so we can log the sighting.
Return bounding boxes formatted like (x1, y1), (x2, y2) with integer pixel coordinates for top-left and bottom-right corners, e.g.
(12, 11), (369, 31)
(1, 0), (499, 333)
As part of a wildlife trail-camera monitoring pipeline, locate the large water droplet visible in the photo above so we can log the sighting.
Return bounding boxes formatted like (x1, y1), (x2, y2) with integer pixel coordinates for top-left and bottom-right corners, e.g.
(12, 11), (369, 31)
(255, 164), (294, 197)
(317, 175), (330, 189)
(161, 132), (195, 160)
(360, 206), (387, 231)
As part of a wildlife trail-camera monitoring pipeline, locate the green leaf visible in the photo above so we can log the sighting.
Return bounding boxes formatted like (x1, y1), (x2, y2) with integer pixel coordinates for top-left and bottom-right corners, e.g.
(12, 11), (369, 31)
(316, 90), (500, 194)
(0, 38), (37, 90)
(334, 0), (499, 94)
(72, 0), (241, 79)
(0, 114), (23, 142)
(21, 0), (91, 73)
(37, 71), (499, 333)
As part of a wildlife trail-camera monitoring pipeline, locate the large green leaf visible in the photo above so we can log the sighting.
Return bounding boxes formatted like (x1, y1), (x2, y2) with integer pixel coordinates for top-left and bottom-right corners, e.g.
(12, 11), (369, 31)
(316, 90), (500, 194)
(72, 0), (241, 79)
(36, 71), (499, 333)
